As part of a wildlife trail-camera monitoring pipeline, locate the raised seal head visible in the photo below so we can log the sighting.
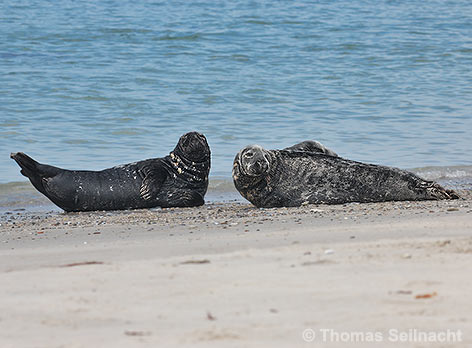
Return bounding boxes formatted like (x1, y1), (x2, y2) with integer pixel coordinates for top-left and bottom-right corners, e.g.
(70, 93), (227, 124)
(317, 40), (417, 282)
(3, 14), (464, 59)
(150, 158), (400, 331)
(233, 145), (271, 179)
(173, 132), (210, 163)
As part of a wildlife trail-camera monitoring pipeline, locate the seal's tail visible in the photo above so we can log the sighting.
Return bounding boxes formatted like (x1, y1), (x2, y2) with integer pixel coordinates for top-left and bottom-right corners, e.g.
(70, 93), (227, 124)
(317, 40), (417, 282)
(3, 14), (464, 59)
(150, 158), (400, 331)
(10, 152), (61, 195)
(10, 152), (40, 177)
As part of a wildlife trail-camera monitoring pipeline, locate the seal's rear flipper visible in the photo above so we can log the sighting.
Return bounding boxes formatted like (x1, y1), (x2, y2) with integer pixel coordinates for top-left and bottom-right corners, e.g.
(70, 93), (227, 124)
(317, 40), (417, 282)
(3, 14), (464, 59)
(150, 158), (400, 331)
(422, 181), (460, 200)
(10, 152), (62, 195)
(445, 188), (460, 200)
(10, 152), (40, 178)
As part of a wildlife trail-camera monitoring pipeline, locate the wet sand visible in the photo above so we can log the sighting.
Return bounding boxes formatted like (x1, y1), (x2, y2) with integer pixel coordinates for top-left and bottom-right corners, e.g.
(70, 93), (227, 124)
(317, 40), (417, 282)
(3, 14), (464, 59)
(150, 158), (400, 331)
(1, 191), (471, 347)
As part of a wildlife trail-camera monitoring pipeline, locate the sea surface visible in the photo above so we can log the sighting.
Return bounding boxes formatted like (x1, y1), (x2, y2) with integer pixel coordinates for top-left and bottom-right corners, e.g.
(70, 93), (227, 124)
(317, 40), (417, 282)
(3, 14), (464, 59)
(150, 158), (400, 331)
(1, 0), (471, 209)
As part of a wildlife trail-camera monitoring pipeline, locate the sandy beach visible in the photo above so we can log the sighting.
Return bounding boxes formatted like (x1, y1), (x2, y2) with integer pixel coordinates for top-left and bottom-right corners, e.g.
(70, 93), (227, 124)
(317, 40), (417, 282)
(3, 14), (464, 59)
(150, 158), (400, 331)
(1, 191), (471, 347)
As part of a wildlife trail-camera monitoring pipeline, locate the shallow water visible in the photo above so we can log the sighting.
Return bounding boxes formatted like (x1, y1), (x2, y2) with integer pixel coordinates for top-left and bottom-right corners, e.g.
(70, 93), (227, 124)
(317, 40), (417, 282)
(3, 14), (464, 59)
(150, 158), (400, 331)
(1, 0), (471, 195)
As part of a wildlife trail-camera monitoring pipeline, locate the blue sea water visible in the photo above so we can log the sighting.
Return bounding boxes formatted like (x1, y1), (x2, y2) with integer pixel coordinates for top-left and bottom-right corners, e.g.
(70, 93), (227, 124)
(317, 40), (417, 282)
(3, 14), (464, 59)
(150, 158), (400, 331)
(1, 0), (472, 207)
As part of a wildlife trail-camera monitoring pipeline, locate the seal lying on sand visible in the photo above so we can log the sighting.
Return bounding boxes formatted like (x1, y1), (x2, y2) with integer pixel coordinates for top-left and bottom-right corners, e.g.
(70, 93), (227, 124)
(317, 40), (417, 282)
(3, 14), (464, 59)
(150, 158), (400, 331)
(11, 132), (211, 212)
(232, 142), (459, 208)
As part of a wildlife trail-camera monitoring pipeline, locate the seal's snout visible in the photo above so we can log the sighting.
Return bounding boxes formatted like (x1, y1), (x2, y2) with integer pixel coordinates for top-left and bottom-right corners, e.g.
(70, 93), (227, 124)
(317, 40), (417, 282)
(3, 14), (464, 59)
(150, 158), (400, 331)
(240, 145), (269, 177)
(250, 159), (263, 173)
(247, 158), (268, 176)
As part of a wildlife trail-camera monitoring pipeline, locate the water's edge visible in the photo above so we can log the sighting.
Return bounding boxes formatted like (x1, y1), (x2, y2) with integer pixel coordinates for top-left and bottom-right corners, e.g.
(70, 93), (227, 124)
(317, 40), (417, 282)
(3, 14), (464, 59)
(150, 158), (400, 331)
(1, 165), (471, 214)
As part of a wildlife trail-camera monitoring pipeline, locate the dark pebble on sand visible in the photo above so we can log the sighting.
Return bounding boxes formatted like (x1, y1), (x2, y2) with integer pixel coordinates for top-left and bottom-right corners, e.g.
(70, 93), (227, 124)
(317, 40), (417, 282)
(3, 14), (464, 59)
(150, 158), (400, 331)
(124, 330), (151, 337)
(180, 259), (210, 265)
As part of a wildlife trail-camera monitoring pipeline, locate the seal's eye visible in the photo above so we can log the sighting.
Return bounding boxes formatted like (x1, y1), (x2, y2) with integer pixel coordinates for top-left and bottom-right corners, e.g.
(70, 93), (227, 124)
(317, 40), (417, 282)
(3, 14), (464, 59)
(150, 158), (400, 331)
(244, 151), (254, 159)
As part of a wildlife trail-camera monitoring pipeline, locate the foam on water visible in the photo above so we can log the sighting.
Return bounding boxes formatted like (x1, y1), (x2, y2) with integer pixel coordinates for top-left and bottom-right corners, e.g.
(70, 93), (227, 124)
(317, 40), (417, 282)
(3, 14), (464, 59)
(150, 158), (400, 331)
(412, 165), (472, 190)
(412, 165), (472, 181)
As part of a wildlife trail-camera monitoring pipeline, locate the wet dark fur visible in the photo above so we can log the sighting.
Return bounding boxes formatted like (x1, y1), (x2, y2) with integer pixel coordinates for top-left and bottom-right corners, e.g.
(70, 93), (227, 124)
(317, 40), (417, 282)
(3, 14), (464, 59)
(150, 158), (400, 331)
(233, 143), (459, 208)
(11, 132), (211, 212)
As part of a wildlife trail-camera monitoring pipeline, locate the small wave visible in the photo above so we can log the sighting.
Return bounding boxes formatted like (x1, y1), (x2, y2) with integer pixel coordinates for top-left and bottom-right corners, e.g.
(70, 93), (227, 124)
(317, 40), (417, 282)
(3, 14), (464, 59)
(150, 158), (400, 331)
(206, 178), (246, 203)
(154, 33), (201, 41)
(0, 181), (58, 212)
(99, 28), (153, 35)
(64, 139), (91, 145)
(411, 165), (472, 190)
(245, 20), (273, 25)
(0, 181), (35, 194)
(411, 165), (472, 181)
(111, 129), (141, 136)
(208, 177), (237, 192)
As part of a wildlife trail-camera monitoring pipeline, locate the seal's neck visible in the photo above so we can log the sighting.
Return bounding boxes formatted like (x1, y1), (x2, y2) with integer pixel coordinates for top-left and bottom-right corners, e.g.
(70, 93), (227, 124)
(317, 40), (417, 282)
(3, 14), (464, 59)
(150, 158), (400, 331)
(167, 151), (209, 183)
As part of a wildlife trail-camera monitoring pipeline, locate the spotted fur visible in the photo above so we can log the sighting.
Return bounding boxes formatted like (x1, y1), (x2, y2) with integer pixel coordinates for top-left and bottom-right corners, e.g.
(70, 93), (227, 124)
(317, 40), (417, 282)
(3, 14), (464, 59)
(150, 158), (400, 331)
(233, 143), (459, 208)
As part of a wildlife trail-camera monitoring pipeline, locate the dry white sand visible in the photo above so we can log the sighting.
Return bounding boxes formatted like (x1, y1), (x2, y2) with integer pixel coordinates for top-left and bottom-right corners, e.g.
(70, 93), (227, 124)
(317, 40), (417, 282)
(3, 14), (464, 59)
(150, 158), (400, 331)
(1, 193), (471, 347)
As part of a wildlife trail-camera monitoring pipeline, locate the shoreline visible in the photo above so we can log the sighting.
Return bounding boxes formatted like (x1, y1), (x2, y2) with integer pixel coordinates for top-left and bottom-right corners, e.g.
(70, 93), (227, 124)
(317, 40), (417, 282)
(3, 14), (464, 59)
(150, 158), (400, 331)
(1, 191), (471, 347)
(1, 164), (472, 213)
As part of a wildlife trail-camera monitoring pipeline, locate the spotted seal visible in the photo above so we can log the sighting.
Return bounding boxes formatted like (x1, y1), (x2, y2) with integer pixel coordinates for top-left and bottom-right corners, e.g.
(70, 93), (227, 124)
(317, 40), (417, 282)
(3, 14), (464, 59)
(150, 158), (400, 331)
(232, 142), (458, 208)
(11, 132), (211, 212)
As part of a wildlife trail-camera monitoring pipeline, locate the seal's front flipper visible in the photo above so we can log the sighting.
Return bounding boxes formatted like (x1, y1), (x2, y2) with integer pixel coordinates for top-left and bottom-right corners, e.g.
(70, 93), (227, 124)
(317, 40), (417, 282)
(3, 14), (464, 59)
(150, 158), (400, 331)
(283, 140), (338, 157)
(161, 190), (204, 208)
(139, 163), (168, 200)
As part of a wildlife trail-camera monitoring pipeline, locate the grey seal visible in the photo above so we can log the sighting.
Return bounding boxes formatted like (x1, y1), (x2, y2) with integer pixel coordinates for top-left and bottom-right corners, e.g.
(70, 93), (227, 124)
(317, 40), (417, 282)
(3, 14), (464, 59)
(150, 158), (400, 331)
(232, 142), (459, 208)
(11, 132), (211, 212)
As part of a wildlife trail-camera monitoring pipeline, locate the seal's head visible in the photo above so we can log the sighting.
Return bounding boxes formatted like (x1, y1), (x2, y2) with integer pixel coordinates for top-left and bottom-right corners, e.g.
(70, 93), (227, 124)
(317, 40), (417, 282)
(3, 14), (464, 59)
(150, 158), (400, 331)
(174, 132), (210, 163)
(233, 145), (270, 180)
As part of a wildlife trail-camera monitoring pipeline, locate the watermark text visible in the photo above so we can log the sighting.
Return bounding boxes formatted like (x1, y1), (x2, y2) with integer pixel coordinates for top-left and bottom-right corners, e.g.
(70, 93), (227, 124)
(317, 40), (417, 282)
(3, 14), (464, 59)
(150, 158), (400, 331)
(302, 328), (462, 343)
